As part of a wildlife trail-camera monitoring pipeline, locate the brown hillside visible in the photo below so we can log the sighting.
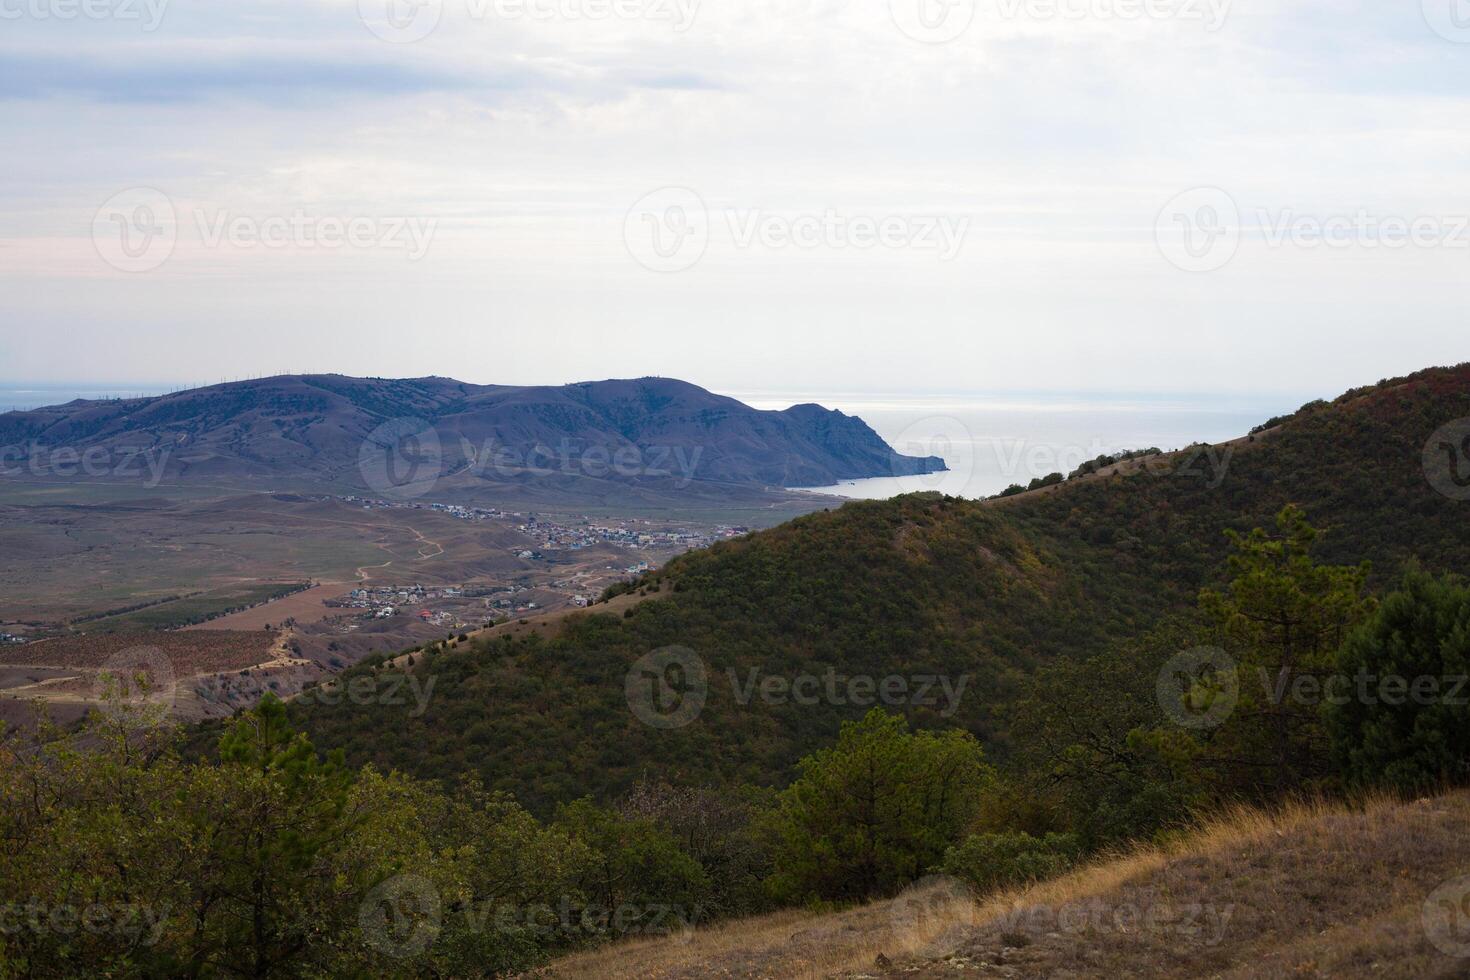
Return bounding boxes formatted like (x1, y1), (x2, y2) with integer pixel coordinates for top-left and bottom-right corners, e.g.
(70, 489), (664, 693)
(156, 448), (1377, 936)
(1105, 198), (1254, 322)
(537, 792), (1470, 979)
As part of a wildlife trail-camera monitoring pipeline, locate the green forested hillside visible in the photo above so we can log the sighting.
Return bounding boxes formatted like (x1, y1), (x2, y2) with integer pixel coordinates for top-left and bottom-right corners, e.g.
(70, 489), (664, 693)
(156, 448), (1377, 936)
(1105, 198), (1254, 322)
(281, 364), (1470, 813)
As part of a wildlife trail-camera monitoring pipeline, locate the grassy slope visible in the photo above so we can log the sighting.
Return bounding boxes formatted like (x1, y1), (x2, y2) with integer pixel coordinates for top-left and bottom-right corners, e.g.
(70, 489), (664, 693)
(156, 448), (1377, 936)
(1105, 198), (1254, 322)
(538, 790), (1470, 979)
(287, 364), (1470, 812)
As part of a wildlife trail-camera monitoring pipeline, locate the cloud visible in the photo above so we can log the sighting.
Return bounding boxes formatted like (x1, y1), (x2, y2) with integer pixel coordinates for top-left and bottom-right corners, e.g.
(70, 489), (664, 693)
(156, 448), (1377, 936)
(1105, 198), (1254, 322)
(0, 43), (548, 104)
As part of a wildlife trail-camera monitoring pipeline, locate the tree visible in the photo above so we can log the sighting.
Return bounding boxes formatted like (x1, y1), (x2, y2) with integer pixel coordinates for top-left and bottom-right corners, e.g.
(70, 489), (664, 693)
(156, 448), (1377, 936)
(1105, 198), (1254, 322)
(190, 694), (358, 976)
(763, 709), (990, 903)
(554, 799), (709, 937)
(1004, 619), (1213, 848)
(1199, 505), (1374, 795)
(1328, 568), (1470, 793)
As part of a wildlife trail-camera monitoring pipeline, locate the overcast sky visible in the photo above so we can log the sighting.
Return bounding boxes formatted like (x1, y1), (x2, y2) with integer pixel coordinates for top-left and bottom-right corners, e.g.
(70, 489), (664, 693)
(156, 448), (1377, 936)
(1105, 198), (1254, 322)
(1, 0), (1467, 399)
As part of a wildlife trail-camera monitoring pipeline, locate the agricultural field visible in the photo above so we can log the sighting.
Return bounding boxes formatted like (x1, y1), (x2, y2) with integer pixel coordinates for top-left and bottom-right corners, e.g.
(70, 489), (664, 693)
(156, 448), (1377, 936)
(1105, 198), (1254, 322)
(77, 583), (313, 631)
(0, 628), (291, 733)
(0, 629), (278, 673)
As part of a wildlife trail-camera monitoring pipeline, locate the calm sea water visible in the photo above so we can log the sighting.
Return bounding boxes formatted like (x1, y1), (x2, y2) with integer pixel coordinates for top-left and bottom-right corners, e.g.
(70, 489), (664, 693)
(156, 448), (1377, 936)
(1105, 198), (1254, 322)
(0, 385), (169, 412)
(731, 390), (1306, 500)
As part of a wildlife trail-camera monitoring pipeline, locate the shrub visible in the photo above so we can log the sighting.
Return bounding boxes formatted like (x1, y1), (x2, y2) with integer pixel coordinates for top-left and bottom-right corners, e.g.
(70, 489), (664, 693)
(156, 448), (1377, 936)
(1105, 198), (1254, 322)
(940, 831), (1081, 895)
(1328, 567), (1470, 793)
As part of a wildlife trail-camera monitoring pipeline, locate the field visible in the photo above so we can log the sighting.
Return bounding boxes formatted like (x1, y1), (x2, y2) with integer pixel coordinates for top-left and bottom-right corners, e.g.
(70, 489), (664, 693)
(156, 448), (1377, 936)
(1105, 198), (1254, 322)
(0, 629), (277, 673)
(0, 490), (531, 625)
(0, 628), (289, 732)
(79, 583), (312, 631)
(0, 482), (757, 727)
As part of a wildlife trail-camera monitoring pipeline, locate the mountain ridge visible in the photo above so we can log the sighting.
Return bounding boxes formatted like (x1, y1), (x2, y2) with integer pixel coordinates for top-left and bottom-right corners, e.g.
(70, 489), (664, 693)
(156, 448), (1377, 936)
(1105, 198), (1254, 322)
(0, 374), (946, 498)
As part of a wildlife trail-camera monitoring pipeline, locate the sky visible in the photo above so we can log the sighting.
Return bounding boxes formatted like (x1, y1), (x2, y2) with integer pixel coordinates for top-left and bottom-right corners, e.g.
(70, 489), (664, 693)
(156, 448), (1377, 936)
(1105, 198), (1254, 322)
(1, 0), (1468, 400)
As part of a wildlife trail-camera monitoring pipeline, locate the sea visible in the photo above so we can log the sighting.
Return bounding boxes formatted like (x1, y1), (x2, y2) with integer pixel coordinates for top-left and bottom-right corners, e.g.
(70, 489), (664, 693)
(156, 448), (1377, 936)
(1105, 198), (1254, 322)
(731, 389), (1306, 501)
(0, 384), (171, 412)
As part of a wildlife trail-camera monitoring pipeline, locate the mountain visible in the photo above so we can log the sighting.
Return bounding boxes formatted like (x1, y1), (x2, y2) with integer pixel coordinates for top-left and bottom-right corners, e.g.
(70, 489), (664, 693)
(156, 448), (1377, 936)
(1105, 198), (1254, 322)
(274, 364), (1470, 813)
(0, 375), (945, 500)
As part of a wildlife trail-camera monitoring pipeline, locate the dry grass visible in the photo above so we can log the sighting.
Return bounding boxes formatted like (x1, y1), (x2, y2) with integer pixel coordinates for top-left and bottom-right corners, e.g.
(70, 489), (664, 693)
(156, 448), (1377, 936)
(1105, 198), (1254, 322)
(533, 791), (1470, 979)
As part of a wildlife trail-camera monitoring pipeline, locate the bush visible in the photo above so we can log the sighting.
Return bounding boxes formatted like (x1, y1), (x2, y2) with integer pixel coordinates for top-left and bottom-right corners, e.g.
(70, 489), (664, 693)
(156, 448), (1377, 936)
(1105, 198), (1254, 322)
(763, 709), (991, 903)
(940, 831), (1081, 894)
(1328, 567), (1470, 793)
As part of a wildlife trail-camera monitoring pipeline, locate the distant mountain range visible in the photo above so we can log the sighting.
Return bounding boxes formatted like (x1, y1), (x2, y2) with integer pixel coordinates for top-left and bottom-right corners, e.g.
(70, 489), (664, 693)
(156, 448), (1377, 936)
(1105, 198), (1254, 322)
(0, 375), (945, 504)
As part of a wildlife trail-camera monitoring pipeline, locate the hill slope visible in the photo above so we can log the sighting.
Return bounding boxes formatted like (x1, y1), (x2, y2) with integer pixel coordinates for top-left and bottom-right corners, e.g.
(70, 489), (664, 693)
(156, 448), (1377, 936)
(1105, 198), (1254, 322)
(0, 374), (944, 500)
(538, 791), (1470, 979)
(280, 364), (1470, 812)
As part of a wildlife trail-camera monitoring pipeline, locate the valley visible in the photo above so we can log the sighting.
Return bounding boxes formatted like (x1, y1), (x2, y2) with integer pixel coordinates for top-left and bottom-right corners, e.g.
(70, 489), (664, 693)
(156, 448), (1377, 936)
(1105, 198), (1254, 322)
(0, 481), (804, 732)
